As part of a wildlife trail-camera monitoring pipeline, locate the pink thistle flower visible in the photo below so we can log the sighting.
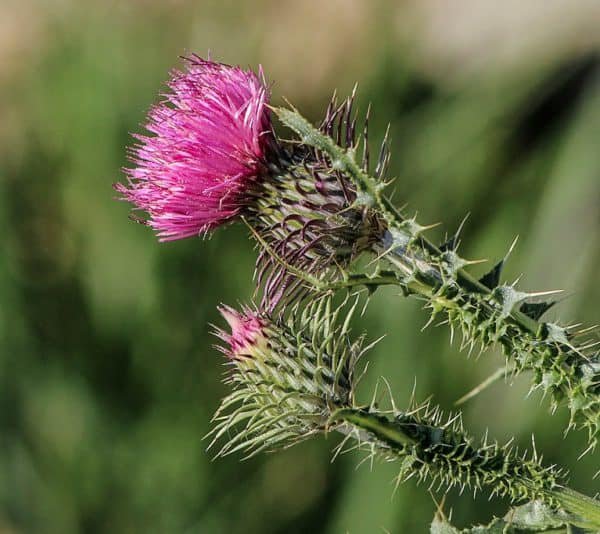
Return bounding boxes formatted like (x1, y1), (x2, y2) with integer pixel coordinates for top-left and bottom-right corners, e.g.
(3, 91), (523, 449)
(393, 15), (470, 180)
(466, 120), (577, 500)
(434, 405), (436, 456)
(215, 305), (266, 359)
(115, 56), (272, 241)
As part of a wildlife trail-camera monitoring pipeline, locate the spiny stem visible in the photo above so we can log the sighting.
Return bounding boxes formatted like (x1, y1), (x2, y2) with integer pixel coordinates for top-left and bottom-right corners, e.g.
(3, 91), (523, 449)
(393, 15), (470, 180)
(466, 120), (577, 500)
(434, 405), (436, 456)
(331, 407), (600, 531)
(274, 106), (600, 445)
(274, 106), (539, 333)
(382, 242), (541, 334)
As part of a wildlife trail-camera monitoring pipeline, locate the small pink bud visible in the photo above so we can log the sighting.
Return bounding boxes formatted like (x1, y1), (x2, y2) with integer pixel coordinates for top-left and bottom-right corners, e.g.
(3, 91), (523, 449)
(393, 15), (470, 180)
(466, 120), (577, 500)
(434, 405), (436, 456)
(216, 305), (266, 359)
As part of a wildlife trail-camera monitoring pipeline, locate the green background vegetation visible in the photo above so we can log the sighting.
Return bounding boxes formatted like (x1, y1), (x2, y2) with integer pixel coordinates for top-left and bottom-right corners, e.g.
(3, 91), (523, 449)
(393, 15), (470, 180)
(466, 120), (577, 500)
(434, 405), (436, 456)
(0, 1), (598, 532)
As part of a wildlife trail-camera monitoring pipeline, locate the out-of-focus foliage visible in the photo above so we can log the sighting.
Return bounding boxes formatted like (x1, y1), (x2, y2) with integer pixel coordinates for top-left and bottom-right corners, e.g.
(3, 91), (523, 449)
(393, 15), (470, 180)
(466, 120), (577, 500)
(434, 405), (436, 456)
(0, 1), (598, 532)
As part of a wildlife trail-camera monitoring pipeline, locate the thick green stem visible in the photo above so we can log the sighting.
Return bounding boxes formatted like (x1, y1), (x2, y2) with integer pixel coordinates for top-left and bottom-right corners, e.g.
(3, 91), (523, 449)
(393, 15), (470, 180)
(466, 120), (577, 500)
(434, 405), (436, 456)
(332, 408), (600, 531)
(333, 407), (417, 447)
(388, 235), (541, 334)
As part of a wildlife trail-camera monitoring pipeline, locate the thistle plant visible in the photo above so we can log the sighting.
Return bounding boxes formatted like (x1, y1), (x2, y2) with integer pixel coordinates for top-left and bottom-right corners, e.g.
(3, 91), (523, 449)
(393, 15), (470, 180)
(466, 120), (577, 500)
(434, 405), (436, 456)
(116, 57), (599, 443)
(116, 55), (600, 531)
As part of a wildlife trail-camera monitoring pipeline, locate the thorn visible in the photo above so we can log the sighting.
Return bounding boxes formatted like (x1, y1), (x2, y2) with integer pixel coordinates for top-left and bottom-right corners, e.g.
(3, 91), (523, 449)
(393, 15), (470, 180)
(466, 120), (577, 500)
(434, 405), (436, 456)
(525, 289), (564, 299)
(454, 365), (510, 406)
(479, 236), (519, 289)
(462, 258), (488, 267)
(479, 260), (504, 290)
(439, 214), (470, 252)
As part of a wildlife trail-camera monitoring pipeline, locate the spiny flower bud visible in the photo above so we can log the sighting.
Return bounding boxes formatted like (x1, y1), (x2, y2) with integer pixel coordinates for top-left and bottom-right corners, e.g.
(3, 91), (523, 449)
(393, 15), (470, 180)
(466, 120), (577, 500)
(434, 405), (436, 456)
(249, 94), (386, 309)
(209, 300), (361, 457)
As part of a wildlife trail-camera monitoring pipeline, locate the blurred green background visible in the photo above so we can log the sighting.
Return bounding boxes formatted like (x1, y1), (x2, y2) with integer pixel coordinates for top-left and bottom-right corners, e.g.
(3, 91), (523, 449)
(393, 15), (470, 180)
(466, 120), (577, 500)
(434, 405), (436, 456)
(1, 1), (599, 532)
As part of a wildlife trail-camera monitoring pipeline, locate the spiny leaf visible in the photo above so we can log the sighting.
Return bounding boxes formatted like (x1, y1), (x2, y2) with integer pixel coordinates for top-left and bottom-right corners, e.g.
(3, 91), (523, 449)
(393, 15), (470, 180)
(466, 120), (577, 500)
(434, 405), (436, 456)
(520, 300), (557, 321)
(479, 260), (504, 290)
(431, 500), (581, 533)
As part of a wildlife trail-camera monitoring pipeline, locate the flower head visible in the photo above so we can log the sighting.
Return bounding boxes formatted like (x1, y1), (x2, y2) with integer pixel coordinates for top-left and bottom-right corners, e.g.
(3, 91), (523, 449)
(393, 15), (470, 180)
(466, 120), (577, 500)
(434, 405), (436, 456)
(116, 56), (271, 241)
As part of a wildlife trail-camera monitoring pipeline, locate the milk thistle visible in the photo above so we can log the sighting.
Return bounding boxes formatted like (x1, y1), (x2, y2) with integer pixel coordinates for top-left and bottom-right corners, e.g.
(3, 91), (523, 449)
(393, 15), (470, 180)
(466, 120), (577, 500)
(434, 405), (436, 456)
(117, 56), (598, 443)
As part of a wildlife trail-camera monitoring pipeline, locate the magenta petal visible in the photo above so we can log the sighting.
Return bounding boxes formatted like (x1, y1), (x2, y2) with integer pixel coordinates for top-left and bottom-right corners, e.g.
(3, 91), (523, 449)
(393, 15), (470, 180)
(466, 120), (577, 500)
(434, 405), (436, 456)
(116, 56), (271, 241)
